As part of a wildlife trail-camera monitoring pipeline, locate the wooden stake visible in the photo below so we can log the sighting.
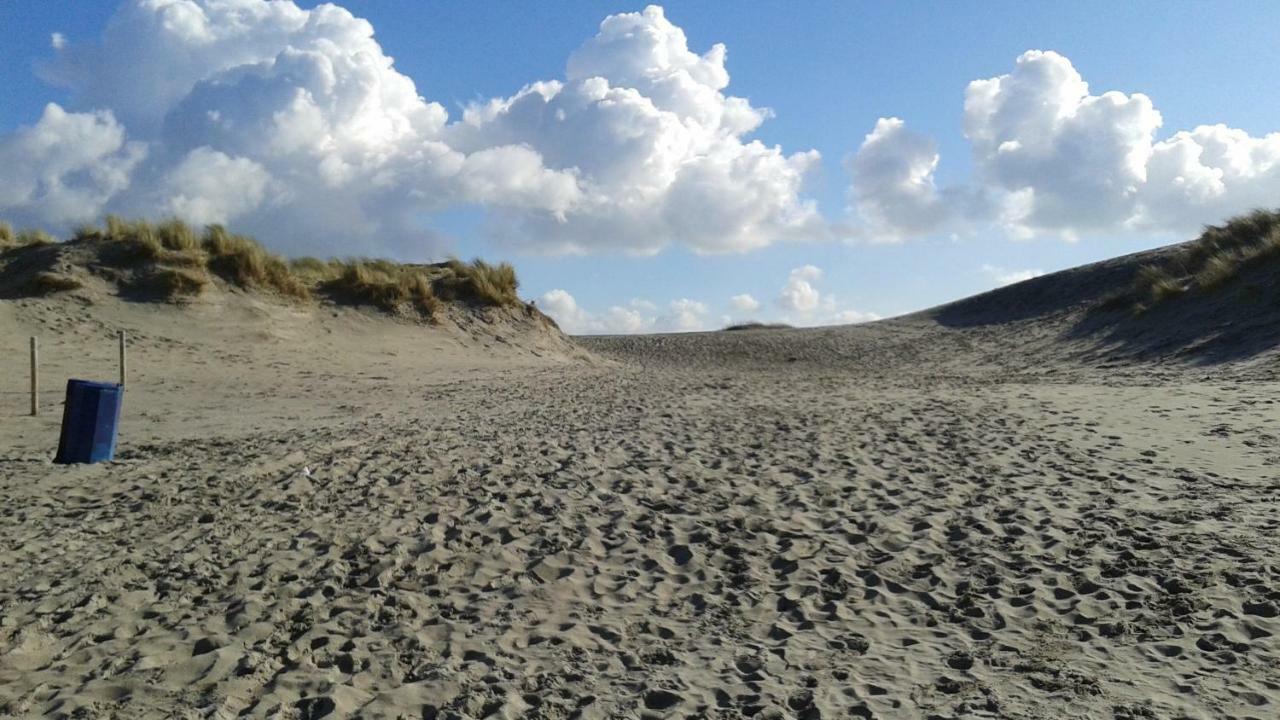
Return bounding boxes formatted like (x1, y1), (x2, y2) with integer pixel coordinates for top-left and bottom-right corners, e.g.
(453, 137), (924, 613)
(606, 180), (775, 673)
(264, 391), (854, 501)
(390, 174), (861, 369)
(30, 337), (38, 416)
(118, 330), (127, 386)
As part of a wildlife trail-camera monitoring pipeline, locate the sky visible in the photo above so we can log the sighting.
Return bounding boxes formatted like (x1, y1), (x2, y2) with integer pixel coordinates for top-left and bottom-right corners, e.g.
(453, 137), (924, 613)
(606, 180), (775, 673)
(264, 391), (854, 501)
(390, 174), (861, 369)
(2, 1), (1279, 333)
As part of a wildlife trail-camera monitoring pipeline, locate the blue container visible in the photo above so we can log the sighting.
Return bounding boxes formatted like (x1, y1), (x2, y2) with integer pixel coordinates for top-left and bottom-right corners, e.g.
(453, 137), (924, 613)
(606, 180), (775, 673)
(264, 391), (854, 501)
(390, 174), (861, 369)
(54, 380), (124, 464)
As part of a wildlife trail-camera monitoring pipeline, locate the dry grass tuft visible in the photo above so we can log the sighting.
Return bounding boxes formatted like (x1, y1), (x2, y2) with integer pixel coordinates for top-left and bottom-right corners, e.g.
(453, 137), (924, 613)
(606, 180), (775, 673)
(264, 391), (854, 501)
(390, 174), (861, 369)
(155, 268), (211, 299)
(4, 228), (57, 250)
(126, 267), (210, 301)
(438, 258), (521, 307)
(1, 223), (57, 251)
(1134, 264), (1185, 304)
(203, 225), (310, 300)
(157, 218), (200, 252)
(28, 272), (83, 295)
(2, 216), (527, 317)
(1149, 275), (1186, 303)
(323, 260), (442, 319)
(289, 257), (342, 284)
(92, 215), (165, 264)
(1194, 251), (1241, 292)
(723, 322), (794, 331)
(1125, 208), (1280, 311)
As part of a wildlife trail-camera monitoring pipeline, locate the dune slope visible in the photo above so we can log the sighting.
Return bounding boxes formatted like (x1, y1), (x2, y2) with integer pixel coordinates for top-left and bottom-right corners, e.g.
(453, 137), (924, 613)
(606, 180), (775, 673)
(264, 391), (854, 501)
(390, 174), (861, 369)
(2, 234), (1278, 719)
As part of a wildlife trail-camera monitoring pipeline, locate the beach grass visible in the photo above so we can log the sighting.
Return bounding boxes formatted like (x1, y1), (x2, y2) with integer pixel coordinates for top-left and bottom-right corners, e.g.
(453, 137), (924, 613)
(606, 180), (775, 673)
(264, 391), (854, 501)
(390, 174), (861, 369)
(1, 216), (528, 319)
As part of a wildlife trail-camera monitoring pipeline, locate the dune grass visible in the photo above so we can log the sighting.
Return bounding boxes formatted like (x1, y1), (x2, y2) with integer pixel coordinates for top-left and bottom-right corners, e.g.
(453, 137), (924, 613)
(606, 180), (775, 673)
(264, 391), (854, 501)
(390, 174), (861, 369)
(723, 322), (794, 331)
(437, 258), (521, 308)
(202, 224), (310, 300)
(28, 272), (84, 295)
(1194, 251), (1242, 292)
(1130, 208), (1280, 311)
(138, 268), (211, 300)
(0, 223), (56, 252)
(2, 216), (527, 317)
(321, 259), (442, 318)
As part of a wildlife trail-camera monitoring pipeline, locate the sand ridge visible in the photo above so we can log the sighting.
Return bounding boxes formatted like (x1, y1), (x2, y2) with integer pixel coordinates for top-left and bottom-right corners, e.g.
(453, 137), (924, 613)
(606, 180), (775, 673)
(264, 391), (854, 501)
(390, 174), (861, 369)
(1, 256), (1279, 718)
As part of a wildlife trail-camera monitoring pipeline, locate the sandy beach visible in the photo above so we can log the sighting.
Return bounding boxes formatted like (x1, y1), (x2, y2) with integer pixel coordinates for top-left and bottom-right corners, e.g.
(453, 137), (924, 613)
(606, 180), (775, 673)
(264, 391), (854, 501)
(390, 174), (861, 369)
(2, 246), (1279, 719)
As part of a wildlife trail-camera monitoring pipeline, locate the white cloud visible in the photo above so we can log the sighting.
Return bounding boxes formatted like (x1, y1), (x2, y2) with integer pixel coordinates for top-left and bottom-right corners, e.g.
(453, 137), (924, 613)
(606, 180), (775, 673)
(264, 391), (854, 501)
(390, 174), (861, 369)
(777, 265), (824, 312)
(11, 1), (822, 258)
(12, 5), (1279, 262)
(982, 264), (1044, 287)
(448, 6), (823, 254)
(537, 289), (592, 333)
(657, 298), (709, 332)
(849, 49), (1280, 242)
(1134, 124), (1280, 233)
(772, 264), (878, 325)
(729, 293), (760, 313)
(0, 103), (146, 226)
(538, 290), (709, 334)
(964, 50), (1162, 239)
(849, 117), (952, 240)
(161, 147), (273, 225)
(832, 309), (880, 324)
(543, 271), (874, 334)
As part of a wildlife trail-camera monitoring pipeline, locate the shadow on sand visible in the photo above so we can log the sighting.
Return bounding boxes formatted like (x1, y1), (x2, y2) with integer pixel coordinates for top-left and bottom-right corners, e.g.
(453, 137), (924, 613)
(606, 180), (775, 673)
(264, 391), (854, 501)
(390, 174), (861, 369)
(930, 243), (1280, 366)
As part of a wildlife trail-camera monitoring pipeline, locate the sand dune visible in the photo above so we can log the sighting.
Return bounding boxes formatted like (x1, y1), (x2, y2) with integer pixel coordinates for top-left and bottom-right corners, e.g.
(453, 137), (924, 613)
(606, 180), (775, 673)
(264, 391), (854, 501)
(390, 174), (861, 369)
(2, 241), (1279, 718)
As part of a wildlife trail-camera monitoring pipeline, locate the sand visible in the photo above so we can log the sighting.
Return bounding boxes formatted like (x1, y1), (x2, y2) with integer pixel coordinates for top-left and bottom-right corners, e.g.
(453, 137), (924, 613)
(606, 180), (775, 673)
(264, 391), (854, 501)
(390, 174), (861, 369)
(2, 254), (1279, 718)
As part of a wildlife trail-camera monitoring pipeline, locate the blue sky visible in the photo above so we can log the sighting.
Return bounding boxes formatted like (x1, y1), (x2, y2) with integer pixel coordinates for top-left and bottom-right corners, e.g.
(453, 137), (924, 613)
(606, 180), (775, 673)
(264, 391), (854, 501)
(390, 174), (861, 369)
(2, 1), (1278, 332)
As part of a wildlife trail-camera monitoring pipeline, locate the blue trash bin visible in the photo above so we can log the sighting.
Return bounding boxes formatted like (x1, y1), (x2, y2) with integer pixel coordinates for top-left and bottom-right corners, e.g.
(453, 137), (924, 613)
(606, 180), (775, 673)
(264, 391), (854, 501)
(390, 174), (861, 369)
(54, 380), (124, 464)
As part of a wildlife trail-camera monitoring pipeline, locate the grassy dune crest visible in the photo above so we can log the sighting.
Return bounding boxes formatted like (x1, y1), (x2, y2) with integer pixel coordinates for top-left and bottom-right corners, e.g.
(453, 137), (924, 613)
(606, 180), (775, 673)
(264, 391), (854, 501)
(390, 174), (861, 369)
(0, 222), (55, 251)
(0, 217), (526, 320)
(1131, 209), (1280, 310)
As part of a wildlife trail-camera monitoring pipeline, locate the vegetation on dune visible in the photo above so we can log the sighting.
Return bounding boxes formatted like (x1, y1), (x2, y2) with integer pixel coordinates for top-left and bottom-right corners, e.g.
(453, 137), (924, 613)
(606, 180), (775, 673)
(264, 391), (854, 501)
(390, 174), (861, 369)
(438, 258), (521, 308)
(0, 216), (528, 319)
(125, 267), (212, 300)
(723, 322), (794, 331)
(1128, 208), (1280, 311)
(28, 272), (84, 295)
(316, 257), (522, 318)
(202, 224), (310, 300)
(0, 222), (56, 251)
(320, 259), (443, 318)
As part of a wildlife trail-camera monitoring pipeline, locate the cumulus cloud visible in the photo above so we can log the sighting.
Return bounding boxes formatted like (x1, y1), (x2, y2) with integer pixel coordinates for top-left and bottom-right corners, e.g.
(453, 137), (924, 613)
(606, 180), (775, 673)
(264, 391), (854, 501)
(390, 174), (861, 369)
(777, 265), (825, 313)
(0, 103), (146, 226)
(658, 298), (709, 332)
(537, 289), (592, 333)
(772, 264), (879, 325)
(729, 293), (760, 313)
(542, 267), (875, 334)
(447, 6), (823, 254)
(832, 309), (880, 324)
(12, 3), (1277, 261)
(160, 147), (273, 225)
(537, 290), (708, 334)
(848, 117), (984, 240)
(849, 49), (1280, 242)
(964, 50), (1162, 239)
(982, 264), (1045, 287)
(1134, 124), (1280, 233)
(7, 1), (822, 258)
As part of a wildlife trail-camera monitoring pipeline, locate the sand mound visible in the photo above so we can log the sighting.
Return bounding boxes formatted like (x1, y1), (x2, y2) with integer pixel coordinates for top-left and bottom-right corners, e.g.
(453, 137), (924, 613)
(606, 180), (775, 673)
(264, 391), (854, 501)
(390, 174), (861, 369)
(2, 223), (1278, 718)
(585, 236), (1280, 383)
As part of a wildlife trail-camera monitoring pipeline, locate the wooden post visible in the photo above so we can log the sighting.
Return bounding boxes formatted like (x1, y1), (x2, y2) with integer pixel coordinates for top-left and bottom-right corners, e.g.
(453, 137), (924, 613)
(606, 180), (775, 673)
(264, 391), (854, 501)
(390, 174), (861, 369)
(30, 337), (38, 416)
(119, 330), (126, 386)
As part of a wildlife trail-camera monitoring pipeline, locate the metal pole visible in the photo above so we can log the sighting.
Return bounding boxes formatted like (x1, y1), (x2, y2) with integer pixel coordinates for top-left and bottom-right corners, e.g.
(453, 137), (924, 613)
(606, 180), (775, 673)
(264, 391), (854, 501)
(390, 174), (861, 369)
(30, 337), (38, 416)
(119, 330), (126, 386)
